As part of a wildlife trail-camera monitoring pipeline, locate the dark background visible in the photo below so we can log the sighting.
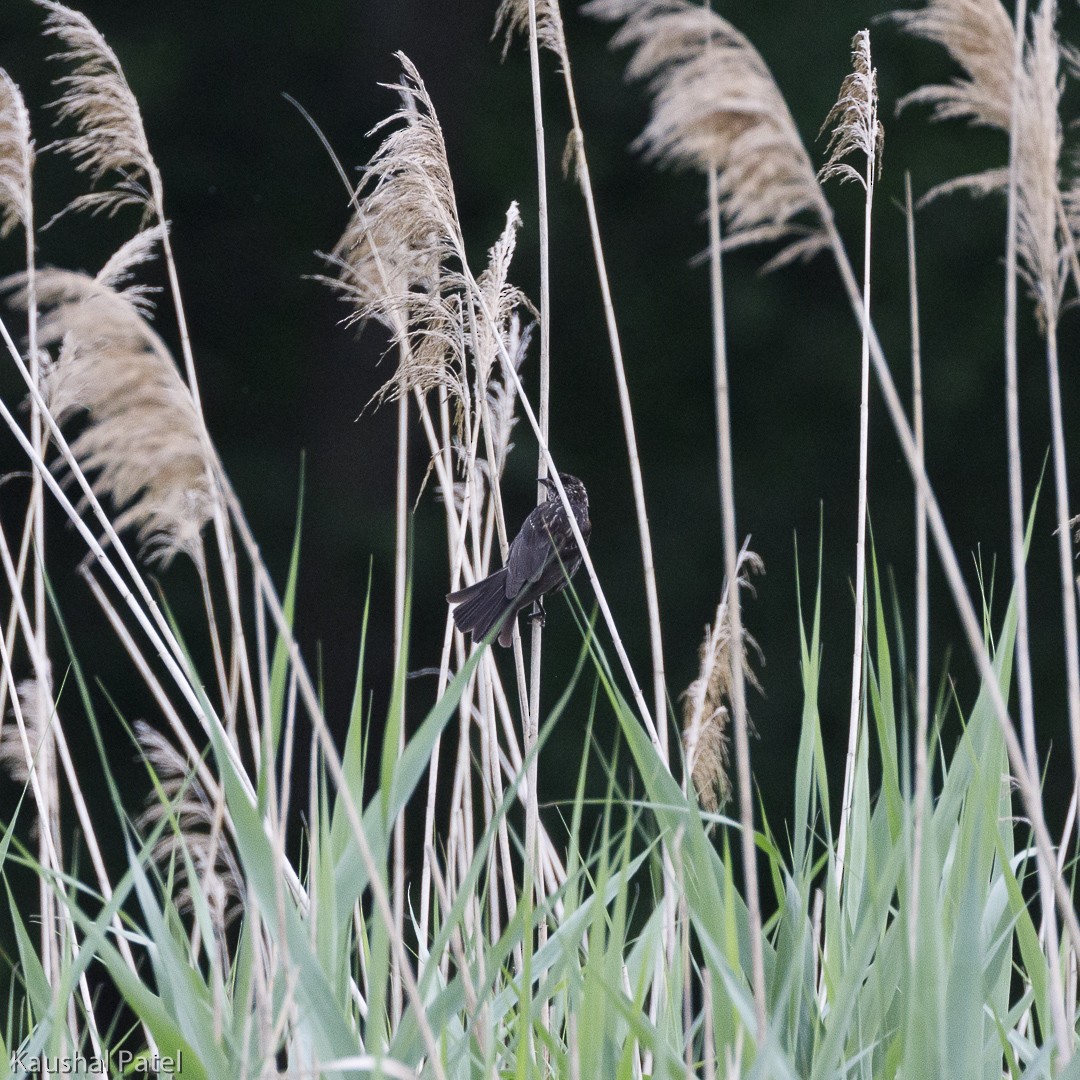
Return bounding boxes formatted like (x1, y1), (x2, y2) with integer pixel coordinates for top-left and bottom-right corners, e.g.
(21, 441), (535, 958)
(0, 0), (1078, 899)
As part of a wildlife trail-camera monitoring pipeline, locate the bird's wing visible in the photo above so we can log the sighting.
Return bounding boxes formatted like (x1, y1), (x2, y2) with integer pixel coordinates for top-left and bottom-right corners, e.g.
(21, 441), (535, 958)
(505, 503), (556, 597)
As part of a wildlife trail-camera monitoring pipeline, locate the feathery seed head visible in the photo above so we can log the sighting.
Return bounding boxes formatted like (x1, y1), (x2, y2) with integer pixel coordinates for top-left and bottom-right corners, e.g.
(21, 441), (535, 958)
(682, 549), (763, 813)
(0, 679), (54, 787)
(135, 721), (244, 932)
(327, 54), (469, 404)
(0, 70), (34, 238)
(1015, 0), (1064, 327)
(897, 0), (1065, 325)
(585, 0), (827, 269)
(38, 0), (157, 218)
(473, 202), (530, 379)
(892, 0), (1016, 130)
(493, 0), (570, 67)
(819, 31), (883, 188)
(5, 248), (216, 566)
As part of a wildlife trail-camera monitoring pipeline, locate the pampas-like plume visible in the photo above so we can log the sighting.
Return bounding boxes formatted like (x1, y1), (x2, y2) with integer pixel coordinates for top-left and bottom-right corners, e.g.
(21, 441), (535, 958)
(892, 0), (1015, 204)
(472, 202), (530, 387)
(451, 314), (531, 515)
(584, 0), (826, 268)
(0, 679), (52, 786)
(819, 31), (883, 189)
(5, 241), (217, 565)
(327, 54), (467, 404)
(893, 0), (1015, 130)
(896, 0), (1063, 321)
(1015, 0), (1064, 326)
(682, 550), (763, 813)
(135, 721), (244, 931)
(493, 0), (570, 67)
(38, 0), (158, 218)
(0, 69), (33, 238)
(482, 314), (531, 483)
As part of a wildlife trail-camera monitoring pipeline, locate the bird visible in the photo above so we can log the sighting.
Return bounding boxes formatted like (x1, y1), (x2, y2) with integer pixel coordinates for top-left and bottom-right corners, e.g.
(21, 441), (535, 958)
(447, 473), (590, 647)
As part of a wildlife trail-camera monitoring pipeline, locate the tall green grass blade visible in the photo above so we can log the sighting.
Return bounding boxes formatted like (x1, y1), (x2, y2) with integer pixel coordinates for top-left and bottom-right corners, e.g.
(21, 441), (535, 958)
(793, 528), (825, 875)
(268, 463), (306, 772)
(333, 559), (374, 864)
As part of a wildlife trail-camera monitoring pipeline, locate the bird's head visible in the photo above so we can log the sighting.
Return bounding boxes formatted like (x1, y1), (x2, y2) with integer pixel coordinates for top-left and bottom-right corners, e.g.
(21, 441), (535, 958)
(540, 473), (588, 511)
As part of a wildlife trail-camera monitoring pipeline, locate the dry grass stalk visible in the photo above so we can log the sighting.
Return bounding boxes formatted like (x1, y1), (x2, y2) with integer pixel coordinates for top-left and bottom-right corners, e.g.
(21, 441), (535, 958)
(498, 5), (674, 1026)
(682, 551), (763, 813)
(585, 0), (826, 269)
(905, 173), (931, 960)
(586, 0), (802, 1039)
(819, 29), (883, 899)
(6, 251), (217, 567)
(38, 0), (158, 219)
(0, 676), (58, 970)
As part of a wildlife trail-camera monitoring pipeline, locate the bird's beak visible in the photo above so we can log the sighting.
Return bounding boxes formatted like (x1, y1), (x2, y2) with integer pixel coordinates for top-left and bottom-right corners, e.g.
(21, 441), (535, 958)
(539, 476), (557, 494)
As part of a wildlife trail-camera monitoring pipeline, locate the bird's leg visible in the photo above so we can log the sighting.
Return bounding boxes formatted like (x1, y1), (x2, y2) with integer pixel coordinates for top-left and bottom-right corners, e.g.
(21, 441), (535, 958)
(529, 597), (547, 627)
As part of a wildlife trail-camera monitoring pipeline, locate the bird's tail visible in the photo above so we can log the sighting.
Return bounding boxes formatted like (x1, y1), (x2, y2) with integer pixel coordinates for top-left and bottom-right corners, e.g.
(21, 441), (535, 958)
(447, 569), (513, 645)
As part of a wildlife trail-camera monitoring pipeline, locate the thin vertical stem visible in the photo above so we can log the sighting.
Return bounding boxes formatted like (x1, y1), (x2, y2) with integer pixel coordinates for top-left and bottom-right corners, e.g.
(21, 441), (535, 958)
(816, 207), (1080, 959)
(21, 158), (59, 991)
(525, 0), (550, 960)
(836, 121), (875, 897)
(462, 271), (659, 747)
(1053, 195), (1080, 820)
(905, 173), (930, 959)
(703, 967), (717, 1080)
(707, 165), (765, 1041)
(1001, 0), (1068, 1057)
(1046, 319), (1080, 777)
(391, 390), (408, 1026)
(559, 65), (668, 755)
(525, 0), (552, 1057)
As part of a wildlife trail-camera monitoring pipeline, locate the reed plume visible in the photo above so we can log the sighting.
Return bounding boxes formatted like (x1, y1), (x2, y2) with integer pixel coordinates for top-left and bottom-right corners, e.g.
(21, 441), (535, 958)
(585, 0), (826, 269)
(897, 0), (1064, 320)
(470, 203), (532, 453)
(1013, 0), (1064, 327)
(893, 0), (1015, 130)
(0, 70), (33, 238)
(819, 31), (883, 189)
(38, 0), (158, 219)
(5, 239), (217, 566)
(327, 54), (468, 406)
(135, 720), (244, 934)
(494, 0), (569, 68)
(682, 550), (762, 813)
(477, 314), (530, 489)
(0, 679), (52, 787)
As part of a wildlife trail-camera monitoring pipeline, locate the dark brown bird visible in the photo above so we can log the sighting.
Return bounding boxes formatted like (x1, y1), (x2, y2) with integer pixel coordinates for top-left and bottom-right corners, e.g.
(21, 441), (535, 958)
(447, 474), (590, 647)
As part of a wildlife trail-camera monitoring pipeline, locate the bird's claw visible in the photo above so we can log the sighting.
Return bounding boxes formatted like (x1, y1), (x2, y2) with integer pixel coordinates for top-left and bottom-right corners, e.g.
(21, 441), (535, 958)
(529, 599), (547, 627)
